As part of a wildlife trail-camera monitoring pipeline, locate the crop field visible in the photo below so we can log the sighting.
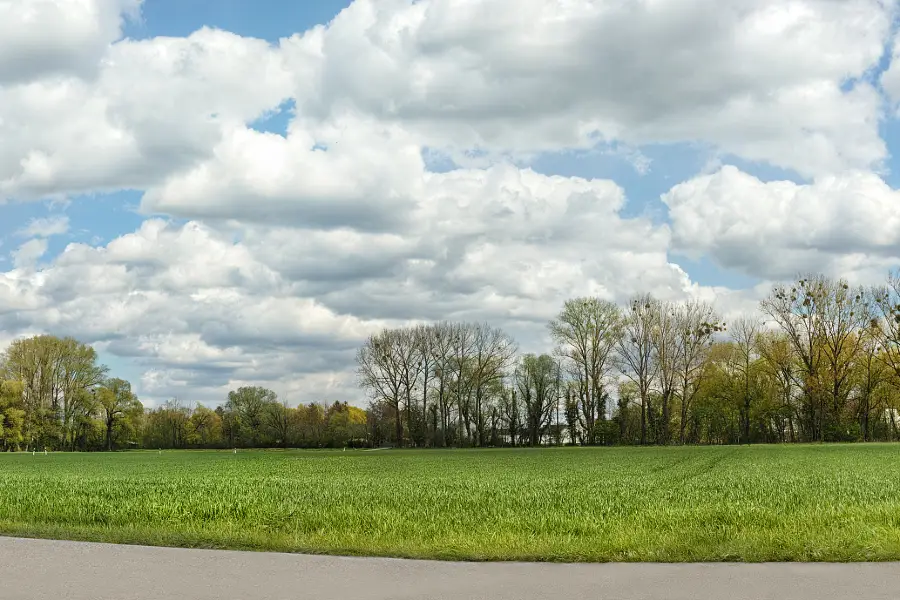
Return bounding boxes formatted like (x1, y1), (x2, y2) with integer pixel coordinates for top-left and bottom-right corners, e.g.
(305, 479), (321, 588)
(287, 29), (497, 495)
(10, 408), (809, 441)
(1, 445), (899, 562)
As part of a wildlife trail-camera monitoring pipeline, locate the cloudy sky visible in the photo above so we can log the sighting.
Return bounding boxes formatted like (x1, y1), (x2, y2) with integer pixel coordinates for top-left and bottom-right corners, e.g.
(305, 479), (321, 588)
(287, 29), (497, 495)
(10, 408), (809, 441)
(2, 0), (899, 407)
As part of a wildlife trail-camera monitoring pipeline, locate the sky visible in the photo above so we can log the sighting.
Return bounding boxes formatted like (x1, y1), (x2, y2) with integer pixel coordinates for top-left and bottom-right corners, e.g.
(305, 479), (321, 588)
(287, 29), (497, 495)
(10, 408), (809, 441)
(2, 0), (900, 407)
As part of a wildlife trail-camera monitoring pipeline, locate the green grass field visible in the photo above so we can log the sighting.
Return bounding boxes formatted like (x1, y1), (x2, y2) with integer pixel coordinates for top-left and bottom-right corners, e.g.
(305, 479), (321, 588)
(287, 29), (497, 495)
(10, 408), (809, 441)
(1, 445), (899, 562)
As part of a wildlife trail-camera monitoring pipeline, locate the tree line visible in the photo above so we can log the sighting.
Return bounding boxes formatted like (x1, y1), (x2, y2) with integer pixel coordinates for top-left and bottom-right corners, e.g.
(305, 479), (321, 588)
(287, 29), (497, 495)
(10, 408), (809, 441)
(4, 270), (900, 451)
(0, 337), (366, 451)
(358, 271), (900, 447)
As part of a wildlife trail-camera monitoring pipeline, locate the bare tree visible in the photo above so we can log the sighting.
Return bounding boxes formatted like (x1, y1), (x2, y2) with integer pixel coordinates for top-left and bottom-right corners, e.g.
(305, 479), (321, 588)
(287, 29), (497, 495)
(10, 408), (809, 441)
(429, 322), (457, 446)
(855, 318), (888, 442)
(450, 323), (477, 445)
(616, 294), (659, 445)
(763, 274), (870, 441)
(395, 328), (422, 447)
(651, 301), (680, 445)
(469, 323), (517, 446)
(549, 297), (622, 444)
(730, 317), (760, 443)
(760, 275), (829, 441)
(675, 300), (723, 444)
(515, 354), (558, 446)
(357, 328), (406, 447)
(818, 279), (870, 438)
(500, 386), (521, 446)
(413, 324), (436, 446)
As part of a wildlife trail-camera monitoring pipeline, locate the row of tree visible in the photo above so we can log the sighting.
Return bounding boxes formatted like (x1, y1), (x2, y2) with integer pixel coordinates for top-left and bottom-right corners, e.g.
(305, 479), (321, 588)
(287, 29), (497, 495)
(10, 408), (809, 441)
(0, 336), (366, 450)
(5, 270), (900, 450)
(357, 271), (900, 446)
(142, 391), (367, 450)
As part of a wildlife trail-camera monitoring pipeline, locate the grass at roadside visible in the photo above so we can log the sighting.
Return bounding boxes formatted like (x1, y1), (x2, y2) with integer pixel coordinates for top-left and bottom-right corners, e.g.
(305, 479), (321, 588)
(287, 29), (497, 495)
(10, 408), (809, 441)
(1, 444), (899, 562)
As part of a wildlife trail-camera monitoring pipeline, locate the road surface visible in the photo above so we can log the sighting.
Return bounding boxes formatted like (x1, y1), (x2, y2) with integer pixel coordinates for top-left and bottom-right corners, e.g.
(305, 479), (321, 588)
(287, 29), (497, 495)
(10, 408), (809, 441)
(2, 537), (899, 600)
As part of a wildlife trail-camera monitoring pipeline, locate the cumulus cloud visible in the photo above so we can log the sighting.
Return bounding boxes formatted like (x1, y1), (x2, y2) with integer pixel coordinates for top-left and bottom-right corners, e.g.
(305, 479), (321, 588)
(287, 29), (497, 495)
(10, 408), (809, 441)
(0, 27), (292, 202)
(2, 0), (894, 207)
(0, 164), (710, 405)
(0, 0), (140, 84)
(664, 166), (900, 282)
(283, 0), (893, 177)
(141, 117), (424, 231)
(0, 218), (403, 404)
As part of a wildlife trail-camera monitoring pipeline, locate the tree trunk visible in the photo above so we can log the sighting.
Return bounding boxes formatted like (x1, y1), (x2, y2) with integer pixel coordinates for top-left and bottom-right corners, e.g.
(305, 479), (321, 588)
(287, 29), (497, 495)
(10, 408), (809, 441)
(640, 392), (647, 445)
(661, 394), (672, 445)
(394, 398), (403, 447)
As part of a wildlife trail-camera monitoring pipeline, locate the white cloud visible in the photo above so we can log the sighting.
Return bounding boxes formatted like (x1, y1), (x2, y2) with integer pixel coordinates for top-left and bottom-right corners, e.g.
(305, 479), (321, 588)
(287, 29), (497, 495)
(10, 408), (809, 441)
(0, 27), (292, 202)
(0, 164), (716, 405)
(2, 0), (893, 207)
(283, 0), (894, 177)
(0, 219), (400, 404)
(879, 30), (900, 107)
(664, 165), (900, 282)
(12, 238), (48, 269)
(0, 0), (140, 84)
(141, 116), (424, 230)
(17, 215), (70, 238)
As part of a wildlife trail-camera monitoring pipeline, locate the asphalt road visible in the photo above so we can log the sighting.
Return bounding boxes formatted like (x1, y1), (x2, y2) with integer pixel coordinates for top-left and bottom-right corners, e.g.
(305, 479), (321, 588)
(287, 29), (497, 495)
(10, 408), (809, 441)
(2, 537), (899, 600)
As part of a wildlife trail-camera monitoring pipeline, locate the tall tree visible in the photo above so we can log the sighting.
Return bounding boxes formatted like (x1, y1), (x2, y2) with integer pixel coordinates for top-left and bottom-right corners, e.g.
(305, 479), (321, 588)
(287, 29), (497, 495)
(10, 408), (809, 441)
(617, 294), (659, 445)
(650, 301), (680, 445)
(500, 387), (521, 446)
(266, 399), (295, 448)
(395, 327), (422, 447)
(818, 279), (870, 438)
(0, 379), (26, 451)
(757, 331), (799, 442)
(413, 324), (437, 446)
(357, 329), (406, 446)
(854, 321), (888, 442)
(549, 297), (621, 444)
(0, 335), (107, 449)
(761, 275), (829, 441)
(225, 386), (276, 446)
(97, 378), (141, 451)
(515, 354), (559, 446)
(450, 324), (477, 445)
(729, 318), (760, 444)
(675, 300), (723, 444)
(469, 323), (517, 446)
(428, 322), (457, 446)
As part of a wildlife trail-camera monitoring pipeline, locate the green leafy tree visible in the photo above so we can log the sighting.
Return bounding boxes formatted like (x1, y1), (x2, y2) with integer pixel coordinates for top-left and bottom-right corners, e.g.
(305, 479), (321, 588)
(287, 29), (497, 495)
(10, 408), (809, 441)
(97, 378), (142, 451)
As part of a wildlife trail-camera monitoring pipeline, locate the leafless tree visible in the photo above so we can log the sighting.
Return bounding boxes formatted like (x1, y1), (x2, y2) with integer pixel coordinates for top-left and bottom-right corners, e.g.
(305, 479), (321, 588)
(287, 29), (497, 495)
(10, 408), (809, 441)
(469, 323), (517, 446)
(515, 354), (558, 446)
(650, 300), (681, 445)
(730, 317), (760, 443)
(760, 275), (829, 441)
(675, 300), (723, 444)
(616, 294), (659, 445)
(549, 297), (622, 444)
(357, 328), (406, 446)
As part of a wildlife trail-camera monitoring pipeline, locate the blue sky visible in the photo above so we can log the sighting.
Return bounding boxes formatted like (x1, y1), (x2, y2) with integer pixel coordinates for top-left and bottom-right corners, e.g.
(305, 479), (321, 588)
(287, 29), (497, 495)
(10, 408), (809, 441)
(2, 0), (900, 405)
